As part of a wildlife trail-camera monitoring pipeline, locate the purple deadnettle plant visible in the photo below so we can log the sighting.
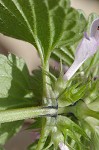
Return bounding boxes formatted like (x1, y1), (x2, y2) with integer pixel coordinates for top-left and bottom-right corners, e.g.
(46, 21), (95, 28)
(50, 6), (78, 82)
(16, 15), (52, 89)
(0, 0), (98, 150)
(63, 18), (99, 80)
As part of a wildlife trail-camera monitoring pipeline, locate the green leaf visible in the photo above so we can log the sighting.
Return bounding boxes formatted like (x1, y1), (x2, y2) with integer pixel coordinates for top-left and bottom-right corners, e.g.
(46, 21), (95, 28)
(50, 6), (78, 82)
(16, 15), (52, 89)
(54, 78), (87, 107)
(43, 136), (53, 150)
(0, 0), (86, 61)
(0, 54), (34, 110)
(83, 117), (99, 150)
(57, 116), (89, 150)
(51, 127), (64, 149)
(85, 79), (99, 104)
(51, 9), (86, 66)
(91, 127), (99, 150)
(88, 97), (99, 112)
(0, 54), (28, 98)
(57, 116), (88, 139)
(0, 120), (23, 146)
(30, 69), (43, 103)
(52, 46), (74, 66)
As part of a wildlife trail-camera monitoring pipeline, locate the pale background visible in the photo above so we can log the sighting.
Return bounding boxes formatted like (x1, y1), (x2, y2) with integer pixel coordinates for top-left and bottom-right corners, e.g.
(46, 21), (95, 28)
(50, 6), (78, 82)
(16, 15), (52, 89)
(0, 0), (98, 150)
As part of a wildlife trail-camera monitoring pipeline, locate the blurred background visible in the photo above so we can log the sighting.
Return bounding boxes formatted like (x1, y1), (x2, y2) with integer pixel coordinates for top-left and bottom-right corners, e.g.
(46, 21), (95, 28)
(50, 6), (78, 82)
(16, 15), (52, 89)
(72, 0), (99, 15)
(0, 0), (98, 150)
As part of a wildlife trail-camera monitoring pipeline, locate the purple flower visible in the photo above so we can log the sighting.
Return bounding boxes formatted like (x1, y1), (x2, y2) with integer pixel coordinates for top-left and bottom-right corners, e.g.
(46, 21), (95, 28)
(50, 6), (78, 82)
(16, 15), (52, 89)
(63, 18), (99, 80)
(59, 142), (69, 150)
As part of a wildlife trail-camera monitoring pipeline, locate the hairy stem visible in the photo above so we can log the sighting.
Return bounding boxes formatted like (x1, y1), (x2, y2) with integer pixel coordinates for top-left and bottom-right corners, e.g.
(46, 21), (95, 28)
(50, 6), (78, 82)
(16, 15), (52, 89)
(42, 59), (51, 105)
(42, 58), (56, 106)
(36, 118), (51, 150)
(0, 106), (57, 123)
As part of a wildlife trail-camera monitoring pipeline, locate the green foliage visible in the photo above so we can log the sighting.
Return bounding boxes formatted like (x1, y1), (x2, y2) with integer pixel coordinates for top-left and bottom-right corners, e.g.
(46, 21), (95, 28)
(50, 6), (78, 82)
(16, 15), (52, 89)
(51, 9), (86, 67)
(57, 116), (90, 150)
(52, 45), (75, 66)
(30, 69), (43, 105)
(0, 54), (34, 146)
(0, 53), (44, 147)
(0, 0), (98, 150)
(81, 118), (99, 150)
(54, 79), (88, 107)
(0, 54), (35, 110)
(85, 79), (99, 104)
(0, 0), (86, 62)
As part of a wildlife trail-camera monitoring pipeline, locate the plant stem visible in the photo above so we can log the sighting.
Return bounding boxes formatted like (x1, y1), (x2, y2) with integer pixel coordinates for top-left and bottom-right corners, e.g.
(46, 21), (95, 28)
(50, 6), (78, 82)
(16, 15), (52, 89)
(42, 58), (56, 106)
(43, 59), (51, 105)
(0, 106), (57, 123)
(58, 106), (74, 115)
(36, 118), (51, 150)
(86, 109), (99, 120)
(69, 100), (99, 121)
